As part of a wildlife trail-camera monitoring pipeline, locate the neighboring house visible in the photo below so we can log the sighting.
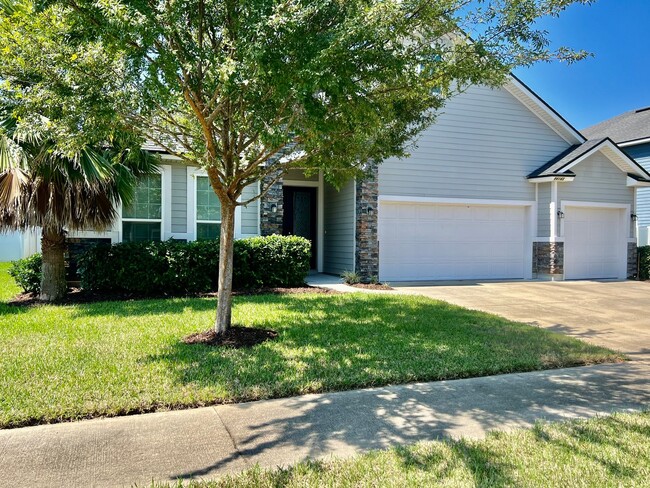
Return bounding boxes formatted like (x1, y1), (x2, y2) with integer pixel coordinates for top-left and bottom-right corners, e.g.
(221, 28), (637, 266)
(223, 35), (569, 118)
(3, 75), (649, 281)
(583, 108), (650, 245)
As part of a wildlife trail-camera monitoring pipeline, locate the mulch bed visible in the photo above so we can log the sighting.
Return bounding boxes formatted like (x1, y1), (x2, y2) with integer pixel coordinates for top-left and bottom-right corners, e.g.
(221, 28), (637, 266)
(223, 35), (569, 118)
(351, 283), (393, 290)
(182, 326), (278, 348)
(7, 285), (338, 307)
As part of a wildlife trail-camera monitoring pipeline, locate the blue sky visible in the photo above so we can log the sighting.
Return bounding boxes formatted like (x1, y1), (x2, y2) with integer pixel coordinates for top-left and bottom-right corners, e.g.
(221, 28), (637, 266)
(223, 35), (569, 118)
(513, 0), (650, 131)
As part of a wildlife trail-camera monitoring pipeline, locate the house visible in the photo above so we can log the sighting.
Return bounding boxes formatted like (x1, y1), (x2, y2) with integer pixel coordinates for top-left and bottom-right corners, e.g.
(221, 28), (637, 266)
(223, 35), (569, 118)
(583, 108), (650, 245)
(3, 74), (649, 281)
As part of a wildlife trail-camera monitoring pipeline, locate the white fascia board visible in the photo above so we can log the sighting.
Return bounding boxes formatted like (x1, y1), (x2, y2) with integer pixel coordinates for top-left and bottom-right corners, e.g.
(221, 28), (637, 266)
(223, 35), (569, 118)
(627, 176), (650, 187)
(528, 175), (575, 183)
(378, 195), (535, 207)
(561, 139), (649, 179)
(505, 77), (584, 145)
(618, 137), (650, 148)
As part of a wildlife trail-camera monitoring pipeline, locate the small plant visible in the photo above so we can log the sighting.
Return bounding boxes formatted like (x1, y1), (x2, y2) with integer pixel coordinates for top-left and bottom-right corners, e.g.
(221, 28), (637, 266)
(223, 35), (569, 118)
(369, 275), (379, 285)
(341, 270), (361, 285)
(9, 254), (42, 294)
(638, 246), (650, 280)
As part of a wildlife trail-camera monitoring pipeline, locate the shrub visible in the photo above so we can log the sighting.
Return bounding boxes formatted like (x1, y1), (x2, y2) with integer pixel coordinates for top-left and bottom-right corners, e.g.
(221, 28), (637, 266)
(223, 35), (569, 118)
(341, 270), (360, 285)
(9, 254), (42, 294)
(639, 246), (650, 281)
(77, 235), (311, 295)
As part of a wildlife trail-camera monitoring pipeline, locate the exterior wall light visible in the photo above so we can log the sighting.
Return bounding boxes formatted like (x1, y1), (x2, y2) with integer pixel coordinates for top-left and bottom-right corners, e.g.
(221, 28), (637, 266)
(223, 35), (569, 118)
(366, 206), (374, 216)
(632, 213), (638, 222)
(557, 210), (565, 219)
(270, 203), (277, 213)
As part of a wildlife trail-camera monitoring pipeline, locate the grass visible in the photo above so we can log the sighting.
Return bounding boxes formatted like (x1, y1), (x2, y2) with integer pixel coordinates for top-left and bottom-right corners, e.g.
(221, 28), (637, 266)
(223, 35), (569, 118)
(0, 262), (622, 429)
(152, 411), (650, 487)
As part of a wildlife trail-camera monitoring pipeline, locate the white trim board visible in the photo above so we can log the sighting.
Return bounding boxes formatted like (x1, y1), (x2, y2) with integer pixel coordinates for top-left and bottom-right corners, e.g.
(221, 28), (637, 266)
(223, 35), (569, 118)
(504, 76), (584, 145)
(378, 195), (536, 207)
(282, 175), (324, 273)
(186, 166), (242, 240)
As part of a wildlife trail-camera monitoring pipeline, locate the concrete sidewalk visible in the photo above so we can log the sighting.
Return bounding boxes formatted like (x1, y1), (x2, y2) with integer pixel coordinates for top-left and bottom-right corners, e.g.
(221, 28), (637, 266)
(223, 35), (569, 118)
(1, 361), (648, 488)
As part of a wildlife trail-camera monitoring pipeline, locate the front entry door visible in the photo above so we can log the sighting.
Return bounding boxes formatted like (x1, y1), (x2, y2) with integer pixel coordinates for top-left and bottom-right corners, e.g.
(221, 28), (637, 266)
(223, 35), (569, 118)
(283, 187), (317, 268)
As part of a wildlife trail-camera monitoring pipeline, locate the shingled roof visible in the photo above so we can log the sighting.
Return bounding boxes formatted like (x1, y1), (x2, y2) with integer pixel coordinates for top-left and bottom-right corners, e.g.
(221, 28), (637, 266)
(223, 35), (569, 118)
(583, 107), (650, 145)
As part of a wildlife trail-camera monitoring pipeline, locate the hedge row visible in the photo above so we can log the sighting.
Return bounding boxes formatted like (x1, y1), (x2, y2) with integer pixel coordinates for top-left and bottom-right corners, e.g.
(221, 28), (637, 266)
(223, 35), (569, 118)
(639, 246), (650, 281)
(10, 235), (312, 295)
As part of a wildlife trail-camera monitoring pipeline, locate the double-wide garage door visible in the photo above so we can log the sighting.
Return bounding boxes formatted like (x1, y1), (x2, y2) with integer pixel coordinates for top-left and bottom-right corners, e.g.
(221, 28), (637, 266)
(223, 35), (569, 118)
(378, 202), (529, 281)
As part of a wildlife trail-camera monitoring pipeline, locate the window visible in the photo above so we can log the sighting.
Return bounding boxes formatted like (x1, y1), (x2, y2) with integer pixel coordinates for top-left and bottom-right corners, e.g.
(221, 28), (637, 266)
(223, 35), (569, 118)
(196, 176), (221, 240)
(122, 174), (162, 242)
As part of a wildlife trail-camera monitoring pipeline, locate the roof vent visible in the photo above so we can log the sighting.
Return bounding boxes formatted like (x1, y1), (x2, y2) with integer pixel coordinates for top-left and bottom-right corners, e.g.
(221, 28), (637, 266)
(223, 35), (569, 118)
(635, 107), (650, 113)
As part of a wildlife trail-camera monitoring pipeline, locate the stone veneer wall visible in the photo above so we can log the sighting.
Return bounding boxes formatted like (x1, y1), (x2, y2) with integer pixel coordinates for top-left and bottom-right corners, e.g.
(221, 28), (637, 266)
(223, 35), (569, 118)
(355, 164), (379, 282)
(533, 242), (564, 277)
(628, 242), (638, 279)
(259, 172), (284, 236)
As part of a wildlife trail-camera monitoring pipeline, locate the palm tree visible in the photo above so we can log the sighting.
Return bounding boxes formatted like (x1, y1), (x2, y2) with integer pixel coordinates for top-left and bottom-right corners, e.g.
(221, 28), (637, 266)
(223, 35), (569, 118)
(0, 111), (159, 301)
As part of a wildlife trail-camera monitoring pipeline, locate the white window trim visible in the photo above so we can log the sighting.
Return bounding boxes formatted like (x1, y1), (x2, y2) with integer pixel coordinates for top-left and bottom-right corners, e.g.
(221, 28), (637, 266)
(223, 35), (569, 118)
(187, 167), (242, 241)
(119, 164), (171, 241)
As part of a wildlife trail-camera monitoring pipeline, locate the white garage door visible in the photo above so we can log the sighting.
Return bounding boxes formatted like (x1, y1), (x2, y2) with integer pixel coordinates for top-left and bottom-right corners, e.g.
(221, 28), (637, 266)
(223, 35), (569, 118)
(564, 206), (626, 280)
(378, 202), (529, 281)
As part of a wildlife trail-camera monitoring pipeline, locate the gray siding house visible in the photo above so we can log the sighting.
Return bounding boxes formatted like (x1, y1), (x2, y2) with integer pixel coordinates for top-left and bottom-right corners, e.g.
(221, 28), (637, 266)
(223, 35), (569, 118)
(583, 108), (650, 245)
(5, 75), (648, 281)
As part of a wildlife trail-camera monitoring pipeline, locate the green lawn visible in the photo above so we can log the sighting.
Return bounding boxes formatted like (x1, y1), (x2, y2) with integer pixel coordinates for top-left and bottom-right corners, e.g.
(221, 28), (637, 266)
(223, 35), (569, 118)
(154, 412), (650, 487)
(0, 262), (622, 429)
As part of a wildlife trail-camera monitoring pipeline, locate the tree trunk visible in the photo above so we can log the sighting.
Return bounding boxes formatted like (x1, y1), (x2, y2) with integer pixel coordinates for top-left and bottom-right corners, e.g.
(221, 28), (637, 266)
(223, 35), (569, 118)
(40, 227), (67, 302)
(215, 201), (237, 333)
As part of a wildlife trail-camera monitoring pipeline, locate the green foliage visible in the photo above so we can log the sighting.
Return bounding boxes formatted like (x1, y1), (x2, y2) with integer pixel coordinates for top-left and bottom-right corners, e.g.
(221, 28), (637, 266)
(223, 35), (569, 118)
(341, 270), (361, 285)
(77, 235), (311, 294)
(8, 253), (41, 293)
(638, 246), (650, 280)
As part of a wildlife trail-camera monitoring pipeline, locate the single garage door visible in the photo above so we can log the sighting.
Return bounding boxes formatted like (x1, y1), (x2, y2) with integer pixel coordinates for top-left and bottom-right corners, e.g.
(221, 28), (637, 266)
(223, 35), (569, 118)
(378, 202), (529, 281)
(564, 206), (626, 280)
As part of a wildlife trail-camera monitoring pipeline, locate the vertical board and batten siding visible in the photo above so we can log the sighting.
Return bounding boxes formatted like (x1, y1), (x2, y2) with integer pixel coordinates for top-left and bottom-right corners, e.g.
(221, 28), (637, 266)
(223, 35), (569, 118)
(323, 181), (355, 275)
(240, 183), (260, 235)
(170, 164), (188, 233)
(537, 182), (551, 237)
(378, 84), (570, 201)
(624, 143), (650, 227)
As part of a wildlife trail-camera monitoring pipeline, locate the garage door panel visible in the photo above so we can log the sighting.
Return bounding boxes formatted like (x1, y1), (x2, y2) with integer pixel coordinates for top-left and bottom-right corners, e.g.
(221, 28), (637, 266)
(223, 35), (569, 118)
(564, 206), (625, 280)
(379, 202), (528, 281)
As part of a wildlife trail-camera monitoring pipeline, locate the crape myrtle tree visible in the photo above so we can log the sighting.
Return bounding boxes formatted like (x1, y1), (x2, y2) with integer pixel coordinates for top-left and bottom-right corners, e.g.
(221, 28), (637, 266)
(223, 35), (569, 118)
(0, 0), (592, 331)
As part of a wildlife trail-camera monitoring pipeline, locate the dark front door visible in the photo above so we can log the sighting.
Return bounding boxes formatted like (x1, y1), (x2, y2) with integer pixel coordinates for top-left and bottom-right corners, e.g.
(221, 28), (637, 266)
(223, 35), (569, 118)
(283, 186), (317, 268)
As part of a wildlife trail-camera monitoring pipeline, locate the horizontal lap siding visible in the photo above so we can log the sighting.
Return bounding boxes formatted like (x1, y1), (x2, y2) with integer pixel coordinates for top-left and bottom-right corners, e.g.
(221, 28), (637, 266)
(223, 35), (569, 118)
(559, 153), (633, 205)
(558, 153), (634, 239)
(378, 84), (570, 201)
(240, 183), (260, 235)
(324, 181), (354, 275)
(171, 164), (188, 233)
(625, 144), (650, 227)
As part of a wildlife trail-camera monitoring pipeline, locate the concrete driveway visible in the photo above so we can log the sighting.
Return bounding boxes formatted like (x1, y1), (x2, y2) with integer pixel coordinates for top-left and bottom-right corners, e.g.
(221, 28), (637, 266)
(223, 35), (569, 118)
(395, 280), (650, 360)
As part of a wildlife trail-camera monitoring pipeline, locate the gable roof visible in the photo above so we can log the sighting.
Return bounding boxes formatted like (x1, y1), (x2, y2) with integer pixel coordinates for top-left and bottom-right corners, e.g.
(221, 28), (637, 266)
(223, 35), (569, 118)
(505, 74), (586, 146)
(528, 137), (650, 182)
(583, 107), (650, 147)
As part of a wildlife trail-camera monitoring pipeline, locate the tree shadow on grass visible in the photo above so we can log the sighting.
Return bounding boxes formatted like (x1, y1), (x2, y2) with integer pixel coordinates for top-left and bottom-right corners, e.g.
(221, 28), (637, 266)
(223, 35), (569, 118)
(69, 295), (218, 318)
(143, 293), (620, 411)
